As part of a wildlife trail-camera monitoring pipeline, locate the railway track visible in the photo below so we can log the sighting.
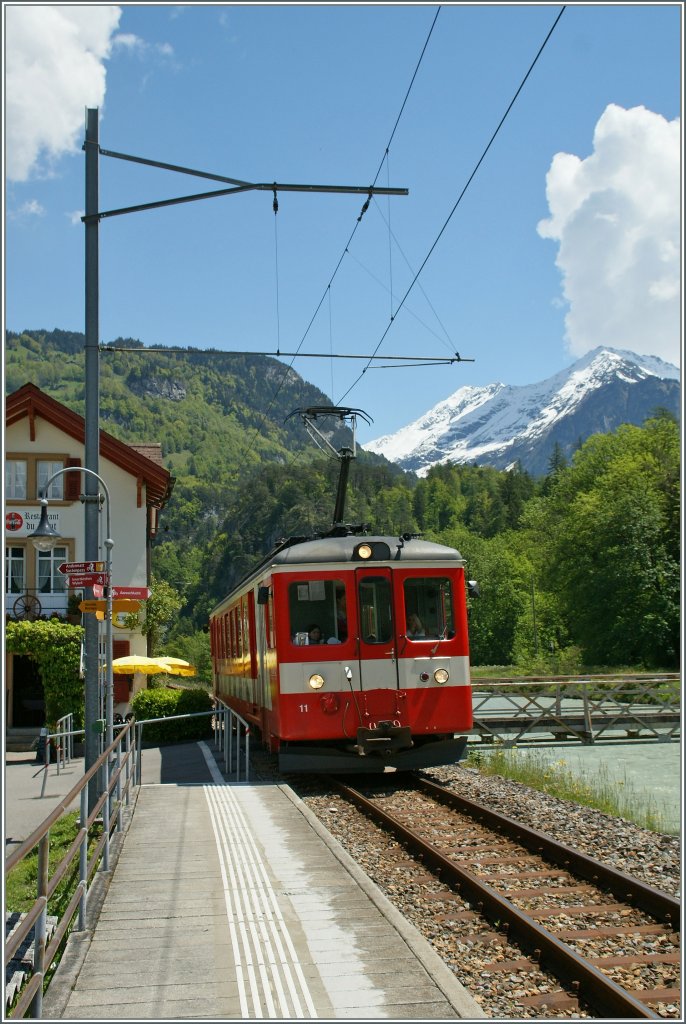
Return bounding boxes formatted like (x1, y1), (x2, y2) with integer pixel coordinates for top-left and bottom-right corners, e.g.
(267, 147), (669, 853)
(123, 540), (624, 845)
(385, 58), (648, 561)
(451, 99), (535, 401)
(328, 775), (680, 1019)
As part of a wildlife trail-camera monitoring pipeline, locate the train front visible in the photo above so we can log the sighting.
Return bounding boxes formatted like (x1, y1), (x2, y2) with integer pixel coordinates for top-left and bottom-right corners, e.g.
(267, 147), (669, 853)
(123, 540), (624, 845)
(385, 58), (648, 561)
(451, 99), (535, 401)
(270, 534), (474, 772)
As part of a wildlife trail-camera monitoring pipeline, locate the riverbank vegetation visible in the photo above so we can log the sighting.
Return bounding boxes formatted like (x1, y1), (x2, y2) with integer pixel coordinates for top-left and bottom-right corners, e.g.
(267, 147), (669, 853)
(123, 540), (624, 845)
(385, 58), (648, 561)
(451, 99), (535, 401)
(465, 746), (676, 834)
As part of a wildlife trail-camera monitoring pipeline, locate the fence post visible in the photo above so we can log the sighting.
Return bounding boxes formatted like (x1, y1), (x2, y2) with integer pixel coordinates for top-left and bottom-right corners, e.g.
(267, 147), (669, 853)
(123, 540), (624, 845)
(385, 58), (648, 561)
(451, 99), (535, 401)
(102, 755), (110, 872)
(124, 726), (131, 807)
(134, 723), (143, 786)
(79, 787), (88, 929)
(115, 737), (123, 832)
(40, 733), (51, 798)
(582, 687), (594, 743)
(30, 834), (49, 1017)
(225, 708), (231, 770)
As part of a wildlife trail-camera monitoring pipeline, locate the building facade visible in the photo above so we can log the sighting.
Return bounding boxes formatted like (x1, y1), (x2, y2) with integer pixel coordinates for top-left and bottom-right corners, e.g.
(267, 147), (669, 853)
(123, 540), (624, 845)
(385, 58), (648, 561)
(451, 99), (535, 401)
(5, 383), (174, 726)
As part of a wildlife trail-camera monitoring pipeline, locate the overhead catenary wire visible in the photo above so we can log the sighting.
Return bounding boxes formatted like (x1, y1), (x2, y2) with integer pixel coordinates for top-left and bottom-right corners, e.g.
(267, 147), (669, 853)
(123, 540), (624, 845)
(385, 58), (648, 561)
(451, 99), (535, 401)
(336, 4), (567, 405)
(225, 5), (444, 479)
(194, 11), (446, 541)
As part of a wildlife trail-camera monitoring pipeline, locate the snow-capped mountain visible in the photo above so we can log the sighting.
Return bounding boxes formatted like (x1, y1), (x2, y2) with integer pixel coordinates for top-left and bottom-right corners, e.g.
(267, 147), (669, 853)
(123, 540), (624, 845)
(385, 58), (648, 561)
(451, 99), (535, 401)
(364, 347), (680, 477)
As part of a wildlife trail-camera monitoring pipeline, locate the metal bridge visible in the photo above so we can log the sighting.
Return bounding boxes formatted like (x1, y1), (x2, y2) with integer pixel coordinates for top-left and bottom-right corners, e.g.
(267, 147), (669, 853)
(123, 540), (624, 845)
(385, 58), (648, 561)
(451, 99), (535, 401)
(469, 674), (680, 746)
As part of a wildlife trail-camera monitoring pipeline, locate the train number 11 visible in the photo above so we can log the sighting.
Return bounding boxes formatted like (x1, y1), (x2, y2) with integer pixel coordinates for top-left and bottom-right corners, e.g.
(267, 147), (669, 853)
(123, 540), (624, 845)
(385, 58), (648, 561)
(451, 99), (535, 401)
(299, 704), (309, 713)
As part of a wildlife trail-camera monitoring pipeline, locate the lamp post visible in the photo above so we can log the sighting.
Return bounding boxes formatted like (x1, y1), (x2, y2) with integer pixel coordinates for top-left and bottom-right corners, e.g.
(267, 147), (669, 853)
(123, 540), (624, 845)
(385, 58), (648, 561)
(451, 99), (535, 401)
(32, 467), (115, 778)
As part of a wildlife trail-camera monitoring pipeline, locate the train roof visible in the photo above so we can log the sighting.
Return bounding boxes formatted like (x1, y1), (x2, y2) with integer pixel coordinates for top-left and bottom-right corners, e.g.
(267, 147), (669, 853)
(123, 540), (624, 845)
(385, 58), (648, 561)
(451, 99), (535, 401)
(271, 534), (463, 565)
(211, 532), (465, 615)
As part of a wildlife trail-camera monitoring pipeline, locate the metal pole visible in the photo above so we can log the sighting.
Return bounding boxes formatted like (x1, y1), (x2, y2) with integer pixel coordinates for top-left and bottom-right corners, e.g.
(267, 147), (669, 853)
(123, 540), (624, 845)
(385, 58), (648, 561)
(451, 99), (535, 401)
(37, 465), (114, 787)
(530, 578), (538, 657)
(84, 107), (101, 812)
(104, 528), (114, 754)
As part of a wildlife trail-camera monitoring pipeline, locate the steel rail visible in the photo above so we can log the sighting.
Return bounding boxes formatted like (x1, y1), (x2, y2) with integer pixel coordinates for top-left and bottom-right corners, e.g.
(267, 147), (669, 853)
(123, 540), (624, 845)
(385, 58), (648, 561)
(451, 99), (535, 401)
(415, 777), (681, 926)
(332, 779), (659, 1020)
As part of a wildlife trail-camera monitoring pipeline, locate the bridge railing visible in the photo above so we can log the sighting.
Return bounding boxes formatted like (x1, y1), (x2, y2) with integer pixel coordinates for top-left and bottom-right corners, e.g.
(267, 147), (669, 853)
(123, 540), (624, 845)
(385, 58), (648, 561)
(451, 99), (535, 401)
(469, 674), (680, 745)
(5, 723), (137, 1019)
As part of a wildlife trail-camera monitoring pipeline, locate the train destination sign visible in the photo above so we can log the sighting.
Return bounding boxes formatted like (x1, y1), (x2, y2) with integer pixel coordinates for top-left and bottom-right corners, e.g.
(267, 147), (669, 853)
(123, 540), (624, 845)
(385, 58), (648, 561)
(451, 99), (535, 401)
(59, 561), (106, 575)
(79, 599), (142, 614)
(67, 572), (110, 589)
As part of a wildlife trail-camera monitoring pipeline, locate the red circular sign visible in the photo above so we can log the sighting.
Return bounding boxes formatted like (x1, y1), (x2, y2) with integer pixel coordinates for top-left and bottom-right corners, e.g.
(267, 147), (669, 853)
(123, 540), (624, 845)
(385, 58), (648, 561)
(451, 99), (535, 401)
(6, 512), (24, 532)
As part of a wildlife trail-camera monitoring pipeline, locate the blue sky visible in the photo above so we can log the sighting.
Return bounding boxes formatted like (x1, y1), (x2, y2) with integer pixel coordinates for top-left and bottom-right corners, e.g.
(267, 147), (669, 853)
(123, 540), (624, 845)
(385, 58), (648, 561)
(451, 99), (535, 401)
(4, 3), (682, 443)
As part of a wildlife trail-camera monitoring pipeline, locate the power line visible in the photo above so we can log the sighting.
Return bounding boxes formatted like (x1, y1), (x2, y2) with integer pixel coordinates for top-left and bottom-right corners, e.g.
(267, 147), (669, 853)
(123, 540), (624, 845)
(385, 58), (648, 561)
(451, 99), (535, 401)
(229, 6), (444, 477)
(336, 5), (567, 405)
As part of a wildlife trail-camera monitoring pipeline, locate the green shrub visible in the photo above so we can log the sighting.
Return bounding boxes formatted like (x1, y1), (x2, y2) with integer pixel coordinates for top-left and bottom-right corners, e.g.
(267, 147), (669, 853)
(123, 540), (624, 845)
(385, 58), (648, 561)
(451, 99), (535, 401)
(5, 620), (83, 728)
(130, 686), (213, 744)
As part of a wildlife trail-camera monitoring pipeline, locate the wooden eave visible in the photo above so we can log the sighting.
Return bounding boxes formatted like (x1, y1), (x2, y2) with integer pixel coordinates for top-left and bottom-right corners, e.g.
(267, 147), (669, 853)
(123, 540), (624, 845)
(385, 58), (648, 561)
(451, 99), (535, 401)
(6, 383), (174, 509)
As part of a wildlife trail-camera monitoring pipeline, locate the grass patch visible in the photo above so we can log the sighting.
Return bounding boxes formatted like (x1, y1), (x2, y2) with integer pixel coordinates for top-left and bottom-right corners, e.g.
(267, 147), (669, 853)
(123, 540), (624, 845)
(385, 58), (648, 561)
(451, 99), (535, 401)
(464, 746), (675, 834)
(5, 811), (102, 916)
(6, 811), (106, 1011)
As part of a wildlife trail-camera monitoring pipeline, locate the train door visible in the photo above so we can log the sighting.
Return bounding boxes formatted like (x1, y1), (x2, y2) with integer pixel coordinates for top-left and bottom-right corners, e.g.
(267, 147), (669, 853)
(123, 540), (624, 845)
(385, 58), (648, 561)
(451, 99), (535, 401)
(355, 567), (400, 690)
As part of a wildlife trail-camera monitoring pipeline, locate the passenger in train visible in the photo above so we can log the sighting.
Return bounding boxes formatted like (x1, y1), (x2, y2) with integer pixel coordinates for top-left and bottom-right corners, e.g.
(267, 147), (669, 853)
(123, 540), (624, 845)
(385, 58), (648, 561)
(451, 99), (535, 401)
(406, 613), (425, 637)
(307, 624), (324, 644)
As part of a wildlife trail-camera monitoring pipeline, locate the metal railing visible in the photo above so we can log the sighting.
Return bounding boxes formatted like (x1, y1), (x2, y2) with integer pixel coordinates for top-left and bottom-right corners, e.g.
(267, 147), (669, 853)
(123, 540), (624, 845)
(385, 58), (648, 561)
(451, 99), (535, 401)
(5, 723), (137, 1019)
(132, 704), (250, 784)
(469, 674), (680, 745)
(213, 700), (251, 782)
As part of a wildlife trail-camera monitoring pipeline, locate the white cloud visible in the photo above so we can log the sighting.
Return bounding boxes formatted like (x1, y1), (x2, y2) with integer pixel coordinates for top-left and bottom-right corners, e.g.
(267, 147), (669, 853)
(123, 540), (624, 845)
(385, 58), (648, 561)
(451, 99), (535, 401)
(8, 198), (46, 220)
(537, 105), (680, 366)
(20, 199), (45, 217)
(112, 32), (174, 59)
(5, 6), (122, 182)
(112, 32), (145, 53)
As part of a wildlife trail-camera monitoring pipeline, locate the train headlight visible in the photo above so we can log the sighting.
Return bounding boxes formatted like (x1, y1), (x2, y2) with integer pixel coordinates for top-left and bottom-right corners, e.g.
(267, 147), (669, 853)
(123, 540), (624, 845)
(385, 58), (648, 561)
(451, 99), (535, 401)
(308, 673), (325, 690)
(357, 543), (373, 559)
(433, 668), (449, 685)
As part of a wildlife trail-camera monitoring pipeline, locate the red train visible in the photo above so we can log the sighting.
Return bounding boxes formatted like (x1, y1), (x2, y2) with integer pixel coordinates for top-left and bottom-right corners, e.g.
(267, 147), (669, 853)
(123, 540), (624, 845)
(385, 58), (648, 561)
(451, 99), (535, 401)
(209, 530), (474, 772)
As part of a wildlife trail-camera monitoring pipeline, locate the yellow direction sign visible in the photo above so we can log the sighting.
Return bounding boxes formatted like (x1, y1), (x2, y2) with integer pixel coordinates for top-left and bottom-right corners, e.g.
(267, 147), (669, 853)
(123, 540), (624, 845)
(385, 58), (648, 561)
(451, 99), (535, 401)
(79, 599), (141, 615)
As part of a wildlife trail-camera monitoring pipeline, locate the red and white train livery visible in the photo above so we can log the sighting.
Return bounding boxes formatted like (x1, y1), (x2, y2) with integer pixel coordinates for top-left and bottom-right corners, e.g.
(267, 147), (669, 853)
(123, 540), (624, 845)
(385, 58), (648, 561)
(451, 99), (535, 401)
(209, 531), (474, 772)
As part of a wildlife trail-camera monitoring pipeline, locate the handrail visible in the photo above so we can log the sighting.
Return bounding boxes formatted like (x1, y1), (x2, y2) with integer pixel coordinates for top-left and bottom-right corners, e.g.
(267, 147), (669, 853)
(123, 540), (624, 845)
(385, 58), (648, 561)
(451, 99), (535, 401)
(5, 723), (137, 1018)
(213, 700), (251, 782)
(133, 706), (250, 784)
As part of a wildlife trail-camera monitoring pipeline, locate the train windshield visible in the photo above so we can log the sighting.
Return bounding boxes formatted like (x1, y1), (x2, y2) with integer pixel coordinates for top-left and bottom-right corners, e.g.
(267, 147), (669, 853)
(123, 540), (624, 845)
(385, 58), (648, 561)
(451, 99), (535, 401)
(289, 578), (347, 645)
(403, 577), (455, 640)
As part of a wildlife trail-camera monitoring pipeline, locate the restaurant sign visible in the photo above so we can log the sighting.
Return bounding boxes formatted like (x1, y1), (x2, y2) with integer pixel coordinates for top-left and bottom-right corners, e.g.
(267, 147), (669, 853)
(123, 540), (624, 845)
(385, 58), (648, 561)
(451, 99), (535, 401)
(5, 508), (60, 538)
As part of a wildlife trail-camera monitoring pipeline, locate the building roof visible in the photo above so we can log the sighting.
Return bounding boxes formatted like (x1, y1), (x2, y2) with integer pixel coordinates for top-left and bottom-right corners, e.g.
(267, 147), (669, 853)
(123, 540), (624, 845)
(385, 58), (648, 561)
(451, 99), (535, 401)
(6, 383), (175, 509)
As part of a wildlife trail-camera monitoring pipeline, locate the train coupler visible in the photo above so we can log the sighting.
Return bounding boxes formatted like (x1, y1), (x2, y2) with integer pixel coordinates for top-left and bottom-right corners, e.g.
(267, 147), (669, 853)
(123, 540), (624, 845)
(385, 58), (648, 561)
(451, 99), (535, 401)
(355, 722), (413, 757)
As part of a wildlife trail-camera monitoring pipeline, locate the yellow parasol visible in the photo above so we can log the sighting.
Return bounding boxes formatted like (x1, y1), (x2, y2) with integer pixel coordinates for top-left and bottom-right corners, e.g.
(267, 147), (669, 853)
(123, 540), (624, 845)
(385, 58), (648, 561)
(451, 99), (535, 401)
(111, 655), (173, 675)
(155, 657), (197, 677)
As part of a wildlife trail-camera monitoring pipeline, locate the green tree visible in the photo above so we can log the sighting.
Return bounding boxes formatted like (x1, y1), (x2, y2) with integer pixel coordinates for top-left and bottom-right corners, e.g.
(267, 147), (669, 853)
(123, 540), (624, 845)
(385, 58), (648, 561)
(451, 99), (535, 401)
(533, 419), (680, 667)
(142, 574), (184, 654)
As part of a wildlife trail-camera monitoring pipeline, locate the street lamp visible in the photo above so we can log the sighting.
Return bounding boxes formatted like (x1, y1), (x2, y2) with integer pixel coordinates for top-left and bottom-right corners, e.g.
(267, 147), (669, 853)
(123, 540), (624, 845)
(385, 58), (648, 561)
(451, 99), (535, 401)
(32, 467), (115, 765)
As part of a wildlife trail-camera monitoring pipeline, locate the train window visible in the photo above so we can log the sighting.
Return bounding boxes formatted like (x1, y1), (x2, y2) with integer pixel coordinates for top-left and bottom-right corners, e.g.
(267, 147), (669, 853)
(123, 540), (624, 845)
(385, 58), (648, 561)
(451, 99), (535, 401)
(235, 606), (243, 656)
(358, 576), (393, 644)
(403, 577), (455, 640)
(223, 615), (230, 659)
(289, 578), (347, 645)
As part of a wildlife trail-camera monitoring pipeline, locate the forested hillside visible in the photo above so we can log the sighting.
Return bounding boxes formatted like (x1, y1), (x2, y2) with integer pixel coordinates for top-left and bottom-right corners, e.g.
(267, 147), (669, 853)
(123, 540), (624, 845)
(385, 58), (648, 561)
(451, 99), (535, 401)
(6, 329), (680, 673)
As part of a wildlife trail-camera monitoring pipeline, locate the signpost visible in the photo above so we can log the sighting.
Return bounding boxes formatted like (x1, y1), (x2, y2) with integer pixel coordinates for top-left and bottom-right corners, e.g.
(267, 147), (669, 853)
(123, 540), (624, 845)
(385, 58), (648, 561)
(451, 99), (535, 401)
(67, 572), (110, 589)
(92, 585), (151, 600)
(80, 599), (142, 614)
(59, 561), (106, 575)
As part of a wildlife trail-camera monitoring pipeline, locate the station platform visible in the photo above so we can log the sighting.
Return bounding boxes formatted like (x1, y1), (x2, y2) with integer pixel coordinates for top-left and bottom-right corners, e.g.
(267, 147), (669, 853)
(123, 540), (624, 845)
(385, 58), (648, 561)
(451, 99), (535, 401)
(42, 741), (484, 1020)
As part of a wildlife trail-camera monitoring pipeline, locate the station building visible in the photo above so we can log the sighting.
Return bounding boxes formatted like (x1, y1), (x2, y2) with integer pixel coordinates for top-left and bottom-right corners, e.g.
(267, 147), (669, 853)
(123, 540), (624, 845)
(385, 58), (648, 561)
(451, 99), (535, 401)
(5, 382), (174, 728)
